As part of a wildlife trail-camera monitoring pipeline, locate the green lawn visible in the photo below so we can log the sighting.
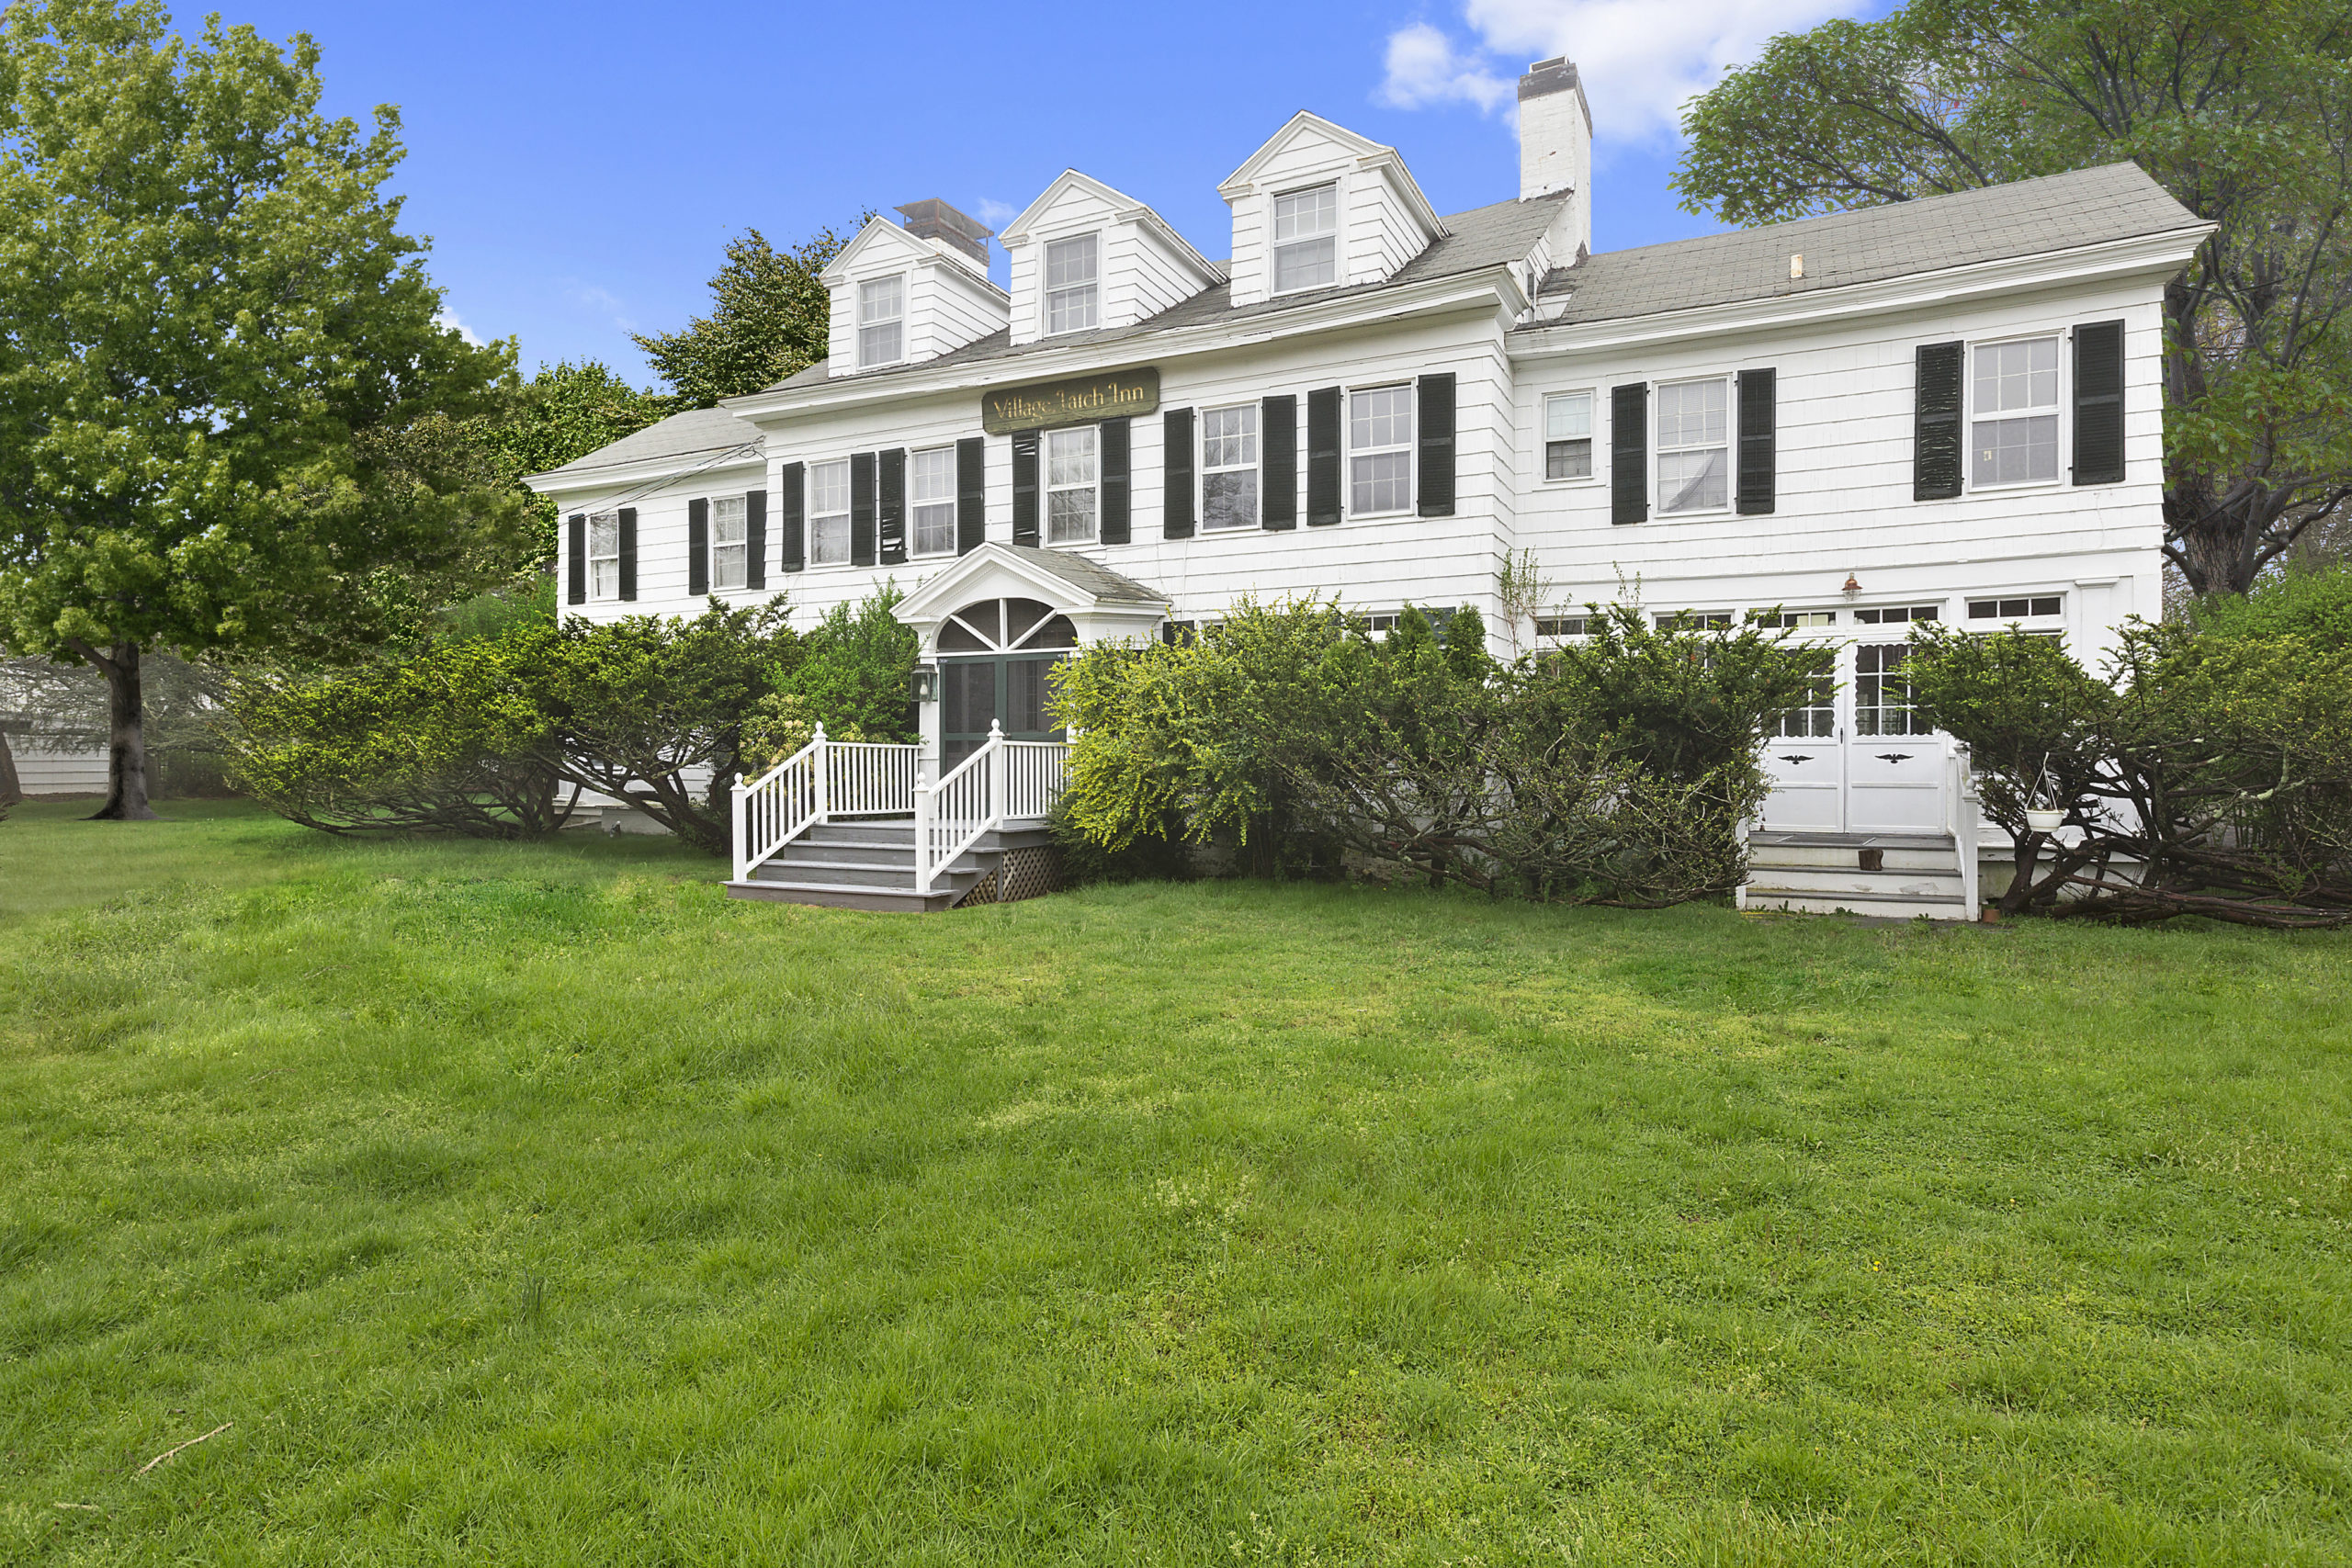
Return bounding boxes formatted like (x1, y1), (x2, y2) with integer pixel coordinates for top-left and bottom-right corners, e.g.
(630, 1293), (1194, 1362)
(3, 800), (2347, 1564)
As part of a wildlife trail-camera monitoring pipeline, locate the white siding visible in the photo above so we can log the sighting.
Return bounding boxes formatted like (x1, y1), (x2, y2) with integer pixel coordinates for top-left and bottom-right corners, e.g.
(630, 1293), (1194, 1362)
(826, 222), (1007, 377)
(1223, 124), (1440, 307)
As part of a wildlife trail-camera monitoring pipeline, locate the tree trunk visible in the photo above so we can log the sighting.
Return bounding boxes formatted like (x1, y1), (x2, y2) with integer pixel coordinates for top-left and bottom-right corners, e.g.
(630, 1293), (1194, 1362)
(0, 723), (21, 805)
(75, 641), (157, 821)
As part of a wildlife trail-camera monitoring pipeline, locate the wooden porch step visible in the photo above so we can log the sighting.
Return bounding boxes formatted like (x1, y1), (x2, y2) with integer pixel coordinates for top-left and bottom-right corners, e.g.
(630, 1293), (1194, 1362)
(724, 879), (965, 913)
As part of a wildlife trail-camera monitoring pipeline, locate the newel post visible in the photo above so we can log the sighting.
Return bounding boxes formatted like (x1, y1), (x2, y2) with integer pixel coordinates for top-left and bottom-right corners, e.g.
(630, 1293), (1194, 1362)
(987, 720), (1007, 831)
(913, 779), (935, 897)
(731, 773), (749, 884)
(811, 722), (830, 827)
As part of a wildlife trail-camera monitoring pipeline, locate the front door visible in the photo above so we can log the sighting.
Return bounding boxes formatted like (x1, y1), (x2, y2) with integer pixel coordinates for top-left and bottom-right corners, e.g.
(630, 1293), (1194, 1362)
(1759, 637), (1947, 834)
(935, 596), (1078, 773)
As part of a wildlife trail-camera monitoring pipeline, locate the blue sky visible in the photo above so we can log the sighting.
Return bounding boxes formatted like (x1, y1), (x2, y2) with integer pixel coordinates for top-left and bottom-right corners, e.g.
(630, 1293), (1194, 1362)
(223, 0), (1871, 386)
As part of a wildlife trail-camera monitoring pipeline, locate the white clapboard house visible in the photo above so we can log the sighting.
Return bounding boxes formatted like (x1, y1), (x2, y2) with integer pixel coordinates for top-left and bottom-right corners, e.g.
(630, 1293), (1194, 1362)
(526, 56), (2208, 915)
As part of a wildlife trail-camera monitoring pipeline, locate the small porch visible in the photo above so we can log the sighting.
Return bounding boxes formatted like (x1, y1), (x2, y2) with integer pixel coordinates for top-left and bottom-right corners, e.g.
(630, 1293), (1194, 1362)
(724, 545), (1166, 910)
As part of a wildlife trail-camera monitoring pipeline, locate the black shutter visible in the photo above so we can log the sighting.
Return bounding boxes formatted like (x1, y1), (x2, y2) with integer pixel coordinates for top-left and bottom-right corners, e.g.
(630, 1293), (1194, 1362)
(1417, 373), (1456, 517)
(777, 464), (805, 573)
(1261, 395), (1296, 529)
(1914, 341), (1964, 501)
(616, 508), (638, 600)
(1162, 409), (1194, 538)
(956, 437), (986, 554)
(566, 514), (586, 604)
(745, 490), (767, 590)
(1306, 386), (1342, 525)
(1011, 432), (1040, 547)
(1736, 368), (1776, 515)
(1100, 418), (1130, 544)
(687, 498), (709, 597)
(851, 451), (876, 566)
(2073, 321), (2125, 486)
(877, 447), (906, 565)
(1610, 384), (1647, 525)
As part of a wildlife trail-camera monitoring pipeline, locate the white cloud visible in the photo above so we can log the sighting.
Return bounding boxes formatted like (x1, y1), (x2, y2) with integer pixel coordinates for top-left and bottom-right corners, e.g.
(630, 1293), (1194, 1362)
(972, 197), (1018, 228)
(562, 281), (638, 334)
(1377, 22), (1514, 114)
(1379, 0), (1865, 142)
(433, 308), (484, 347)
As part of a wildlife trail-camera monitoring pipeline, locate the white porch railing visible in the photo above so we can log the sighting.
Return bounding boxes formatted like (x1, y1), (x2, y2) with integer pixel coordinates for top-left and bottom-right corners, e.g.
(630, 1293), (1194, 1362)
(730, 726), (919, 883)
(1947, 741), (1983, 918)
(911, 722), (1072, 896)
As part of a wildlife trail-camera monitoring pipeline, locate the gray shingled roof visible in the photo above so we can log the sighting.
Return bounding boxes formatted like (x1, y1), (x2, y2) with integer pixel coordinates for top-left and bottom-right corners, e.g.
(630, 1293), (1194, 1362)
(1528, 163), (2199, 327)
(764, 193), (1570, 395)
(995, 544), (1167, 604)
(527, 406), (763, 484)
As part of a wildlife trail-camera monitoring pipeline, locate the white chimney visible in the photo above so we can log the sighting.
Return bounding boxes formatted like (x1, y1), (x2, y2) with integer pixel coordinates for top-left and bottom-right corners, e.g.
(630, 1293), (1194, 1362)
(1518, 57), (1592, 263)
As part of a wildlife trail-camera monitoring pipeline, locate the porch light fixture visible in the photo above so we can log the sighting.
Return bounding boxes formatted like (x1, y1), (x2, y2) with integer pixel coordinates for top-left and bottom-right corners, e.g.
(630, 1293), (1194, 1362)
(909, 664), (939, 704)
(1841, 573), (1862, 594)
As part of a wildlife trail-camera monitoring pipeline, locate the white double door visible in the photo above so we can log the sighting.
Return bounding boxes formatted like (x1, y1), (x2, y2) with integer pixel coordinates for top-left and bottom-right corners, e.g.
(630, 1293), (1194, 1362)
(1759, 639), (1950, 835)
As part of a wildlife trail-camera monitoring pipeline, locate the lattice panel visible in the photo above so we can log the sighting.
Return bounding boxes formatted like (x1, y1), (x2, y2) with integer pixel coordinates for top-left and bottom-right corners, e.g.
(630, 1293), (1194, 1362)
(956, 845), (1065, 908)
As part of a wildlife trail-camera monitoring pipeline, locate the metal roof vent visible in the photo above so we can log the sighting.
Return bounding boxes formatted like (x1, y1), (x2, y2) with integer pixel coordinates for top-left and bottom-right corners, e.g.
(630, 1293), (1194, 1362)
(896, 199), (993, 265)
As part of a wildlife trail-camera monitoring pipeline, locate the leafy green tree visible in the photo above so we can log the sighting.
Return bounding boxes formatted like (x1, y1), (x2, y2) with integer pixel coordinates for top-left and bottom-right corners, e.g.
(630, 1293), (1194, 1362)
(476, 360), (673, 570)
(781, 587), (920, 742)
(1673, 0), (2352, 596)
(633, 222), (865, 408)
(0, 0), (518, 819)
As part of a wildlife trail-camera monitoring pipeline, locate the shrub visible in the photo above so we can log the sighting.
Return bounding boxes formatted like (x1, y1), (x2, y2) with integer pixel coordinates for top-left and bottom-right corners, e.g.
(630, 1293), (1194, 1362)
(782, 587), (918, 743)
(1053, 598), (1817, 906)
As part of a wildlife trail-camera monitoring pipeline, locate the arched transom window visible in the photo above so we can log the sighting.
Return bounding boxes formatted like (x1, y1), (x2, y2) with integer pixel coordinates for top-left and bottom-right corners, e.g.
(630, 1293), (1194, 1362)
(936, 597), (1078, 655)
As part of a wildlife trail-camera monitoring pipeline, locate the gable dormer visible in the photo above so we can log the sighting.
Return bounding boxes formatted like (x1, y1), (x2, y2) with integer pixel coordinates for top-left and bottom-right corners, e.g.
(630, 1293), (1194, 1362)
(999, 171), (1223, 347)
(820, 206), (1009, 378)
(1218, 113), (1446, 310)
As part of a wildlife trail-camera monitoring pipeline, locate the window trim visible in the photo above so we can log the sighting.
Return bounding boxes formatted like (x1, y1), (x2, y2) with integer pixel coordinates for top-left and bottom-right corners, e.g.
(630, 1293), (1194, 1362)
(1346, 381), (1416, 519)
(1044, 425), (1098, 546)
(1967, 330), (2065, 492)
(709, 494), (748, 591)
(856, 275), (905, 368)
(1198, 402), (1261, 532)
(1270, 181), (1340, 297)
(1542, 388), (1598, 485)
(586, 510), (620, 601)
(1654, 375), (1734, 518)
(808, 458), (853, 568)
(1041, 232), (1101, 337)
(909, 446), (958, 558)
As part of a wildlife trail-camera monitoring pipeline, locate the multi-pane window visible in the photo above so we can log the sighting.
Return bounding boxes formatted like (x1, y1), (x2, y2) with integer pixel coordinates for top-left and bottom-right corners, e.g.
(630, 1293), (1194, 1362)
(1657, 378), (1729, 513)
(1044, 235), (1099, 334)
(1654, 610), (1733, 629)
(1757, 610), (1838, 627)
(587, 511), (619, 599)
(1967, 594), (2064, 620)
(1855, 643), (1933, 736)
(711, 495), (747, 590)
(1853, 604), (1940, 625)
(1046, 427), (1096, 543)
(1535, 615), (1594, 639)
(1201, 404), (1259, 530)
(1972, 336), (2060, 485)
(1778, 651), (1838, 738)
(808, 460), (851, 565)
(857, 276), (903, 367)
(1272, 184), (1339, 292)
(910, 447), (957, 557)
(1349, 386), (1413, 514)
(1544, 389), (1593, 479)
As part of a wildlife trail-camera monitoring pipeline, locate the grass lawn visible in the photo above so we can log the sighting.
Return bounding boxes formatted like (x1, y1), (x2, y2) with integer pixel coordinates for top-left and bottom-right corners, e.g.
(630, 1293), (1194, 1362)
(2, 800), (2347, 1564)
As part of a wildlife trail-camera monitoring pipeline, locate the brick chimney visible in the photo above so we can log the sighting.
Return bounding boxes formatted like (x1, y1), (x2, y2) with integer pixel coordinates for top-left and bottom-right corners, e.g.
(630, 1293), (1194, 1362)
(1518, 57), (1592, 263)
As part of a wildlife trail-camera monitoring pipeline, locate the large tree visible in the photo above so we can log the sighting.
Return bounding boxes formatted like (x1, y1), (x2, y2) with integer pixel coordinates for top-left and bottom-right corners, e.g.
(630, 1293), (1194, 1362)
(632, 222), (862, 407)
(0, 0), (517, 818)
(1674, 0), (2352, 597)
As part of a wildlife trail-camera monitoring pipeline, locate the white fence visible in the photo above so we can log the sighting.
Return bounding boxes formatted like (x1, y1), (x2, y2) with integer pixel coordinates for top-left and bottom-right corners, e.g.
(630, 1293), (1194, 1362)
(912, 723), (1071, 896)
(731, 727), (918, 882)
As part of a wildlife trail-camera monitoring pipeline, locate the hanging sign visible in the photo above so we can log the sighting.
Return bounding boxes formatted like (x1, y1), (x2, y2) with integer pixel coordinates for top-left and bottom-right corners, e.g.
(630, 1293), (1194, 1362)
(981, 367), (1159, 434)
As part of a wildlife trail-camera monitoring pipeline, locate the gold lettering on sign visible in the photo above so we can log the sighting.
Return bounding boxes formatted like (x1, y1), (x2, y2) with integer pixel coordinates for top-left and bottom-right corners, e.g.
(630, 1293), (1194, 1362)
(981, 367), (1160, 434)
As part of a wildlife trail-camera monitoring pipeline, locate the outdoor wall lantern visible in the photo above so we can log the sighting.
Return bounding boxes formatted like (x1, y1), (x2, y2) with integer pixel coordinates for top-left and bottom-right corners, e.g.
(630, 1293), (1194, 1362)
(909, 664), (939, 704)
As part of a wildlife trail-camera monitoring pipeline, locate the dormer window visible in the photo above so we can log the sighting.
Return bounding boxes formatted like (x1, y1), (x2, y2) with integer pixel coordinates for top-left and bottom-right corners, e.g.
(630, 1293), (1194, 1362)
(857, 276), (903, 367)
(1044, 235), (1099, 333)
(1272, 184), (1339, 293)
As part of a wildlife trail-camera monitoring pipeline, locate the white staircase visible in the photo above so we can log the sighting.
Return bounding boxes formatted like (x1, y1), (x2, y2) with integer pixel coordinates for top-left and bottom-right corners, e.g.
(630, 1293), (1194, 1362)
(1742, 830), (1977, 920)
(728, 817), (1055, 912)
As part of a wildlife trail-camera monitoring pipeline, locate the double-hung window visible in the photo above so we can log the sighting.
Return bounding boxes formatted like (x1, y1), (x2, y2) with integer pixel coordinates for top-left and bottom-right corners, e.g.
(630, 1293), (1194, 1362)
(858, 276), (903, 367)
(1971, 336), (2060, 485)
(587, 511), (619, 599)
(1046, 427), (1096, 543)
(910, 447), (957, 557)
(1656, 378), (1729, 513)
(1045, 235), (1098, 334)
(1544, 389), (1593, 479)
(711, 495), (747, 590)
(808, 460), (851, 565)
(1272, 184), (1338, 292)
(1201, 404), (1259, 530)
(1349, 386), (1413, 514)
